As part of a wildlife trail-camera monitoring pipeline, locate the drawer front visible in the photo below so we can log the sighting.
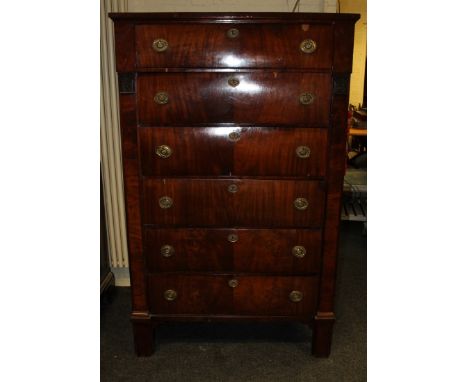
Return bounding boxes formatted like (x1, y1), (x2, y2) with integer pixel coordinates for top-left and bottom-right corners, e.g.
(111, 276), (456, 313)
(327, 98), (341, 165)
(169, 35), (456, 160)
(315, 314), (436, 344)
(148, 275), (318, 316)
(233, 276), (318, 315)
(149, 275), (232, 315)
(137, 72), (331, 126)
(136, 24), (333, 69)
(144, 228), (322, 273)
(139, 127), (328, 177)
(142, 179), (325, 227)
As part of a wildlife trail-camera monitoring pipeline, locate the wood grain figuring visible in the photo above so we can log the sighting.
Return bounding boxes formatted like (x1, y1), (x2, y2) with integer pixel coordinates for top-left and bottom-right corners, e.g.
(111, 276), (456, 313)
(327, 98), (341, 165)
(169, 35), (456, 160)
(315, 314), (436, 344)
(144, 228), (322, 273)
(317, 95), (349, 313)
(312, 312), (336, 357)
(142, 178), (325, 227)
(136, 24), (333, 69)
(137, 72), (331, 126)
(119, 93), (147, 313)
(113, 22), (135, 72)
(233, 276), (318, 316)
(149, 275), (233, 314)
(148, 275), (318, 316)
(332, 22), (356, 73)
(110, 12), (360, 357)
(307, 21), (358, 357)
(131, 315), (154, 357)
(139, 127), (328, 177)
(139, 127), (232, 176)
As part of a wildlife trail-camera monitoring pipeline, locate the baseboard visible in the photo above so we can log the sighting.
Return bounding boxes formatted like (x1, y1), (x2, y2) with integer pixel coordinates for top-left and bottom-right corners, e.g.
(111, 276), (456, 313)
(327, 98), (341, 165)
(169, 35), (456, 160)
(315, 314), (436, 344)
(111, 267), (130, 287)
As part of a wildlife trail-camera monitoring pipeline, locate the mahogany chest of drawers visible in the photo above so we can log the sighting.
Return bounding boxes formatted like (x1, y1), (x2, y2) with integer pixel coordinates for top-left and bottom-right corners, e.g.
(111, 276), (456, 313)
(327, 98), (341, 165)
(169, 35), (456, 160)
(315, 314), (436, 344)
(110, 12), (359, 357)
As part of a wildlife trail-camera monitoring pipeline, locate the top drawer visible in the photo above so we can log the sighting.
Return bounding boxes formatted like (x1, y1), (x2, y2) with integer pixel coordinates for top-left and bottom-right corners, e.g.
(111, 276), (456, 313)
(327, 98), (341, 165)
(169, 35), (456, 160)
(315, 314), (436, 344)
(135, 23), (333, 69)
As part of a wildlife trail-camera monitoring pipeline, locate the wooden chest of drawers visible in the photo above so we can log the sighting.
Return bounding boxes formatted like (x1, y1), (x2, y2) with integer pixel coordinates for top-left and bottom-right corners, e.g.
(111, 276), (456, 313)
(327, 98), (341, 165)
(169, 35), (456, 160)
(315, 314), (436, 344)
(110, 12), (359, 357)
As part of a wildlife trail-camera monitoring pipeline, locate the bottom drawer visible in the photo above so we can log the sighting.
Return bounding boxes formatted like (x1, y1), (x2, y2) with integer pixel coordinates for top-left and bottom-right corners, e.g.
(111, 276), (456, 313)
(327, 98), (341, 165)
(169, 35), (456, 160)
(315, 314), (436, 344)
(148, 275), (318, 316)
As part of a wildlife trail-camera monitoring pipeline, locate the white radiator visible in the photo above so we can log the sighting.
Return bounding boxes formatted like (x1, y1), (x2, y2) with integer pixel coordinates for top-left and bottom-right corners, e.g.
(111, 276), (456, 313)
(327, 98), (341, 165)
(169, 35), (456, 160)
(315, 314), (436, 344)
(100, 0), (129, 272)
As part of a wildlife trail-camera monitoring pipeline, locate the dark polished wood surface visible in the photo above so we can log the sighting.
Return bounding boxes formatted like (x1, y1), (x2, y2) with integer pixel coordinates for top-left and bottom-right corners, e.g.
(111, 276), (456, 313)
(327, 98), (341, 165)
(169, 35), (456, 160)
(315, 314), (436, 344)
(148, 275), (318, 316)
(136, 24), (332, 69)
(119, 93), (149, 314)
(111, 12), (359, 357)
(137, 72), (331, 126)
(139, 127), (328, 177)
(144, 228), (322, 273)
(110, 12), (360, 22)
(142, 178), (325, 227)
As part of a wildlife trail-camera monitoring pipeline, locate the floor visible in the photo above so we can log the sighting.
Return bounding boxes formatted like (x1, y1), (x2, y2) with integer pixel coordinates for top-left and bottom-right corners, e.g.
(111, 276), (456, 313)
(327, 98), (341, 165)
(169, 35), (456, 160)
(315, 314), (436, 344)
(101, 222), (366, 382)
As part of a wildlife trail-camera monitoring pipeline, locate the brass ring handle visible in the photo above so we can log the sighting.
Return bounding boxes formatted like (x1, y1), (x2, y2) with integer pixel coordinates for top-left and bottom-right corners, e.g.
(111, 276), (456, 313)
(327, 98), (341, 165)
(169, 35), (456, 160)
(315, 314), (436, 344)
(292, 245), (306, 258)
(296, 145), (311, 159)
(228, 279), (239, 288)
(228, 184), (238, 193)
(152, 38), (169, 52)
(300, 39), (317, 53)
(228, 131), (241, 142)
(228, 77), (240, 87)
(159, 196), (173, 209)
(227, 28), (239, 38)
(227, 233), (238, 243)
(156, 145), (172, 158)
(299, 92), (315, 105)
(289, 290), (303, 302)
(160, 245), (175, 258)
(154, 92), (169, 105)
(294, 198), (309, 210)
(164, 289), (177, 301)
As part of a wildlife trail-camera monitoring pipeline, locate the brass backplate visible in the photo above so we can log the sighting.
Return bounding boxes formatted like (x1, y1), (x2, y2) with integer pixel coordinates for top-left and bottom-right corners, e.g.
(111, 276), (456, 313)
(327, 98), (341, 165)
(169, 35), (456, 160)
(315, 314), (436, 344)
(164, 289), (177, 301)
(294, 198), (309, 210)
(152, 38), (168, 52)
(154, 92), (169, 105)
(227, 28), (239, 38)
(299, 92), (315, 105)
(228, 131), (241, 142)
(156, 144), (172, 158)
(227, 233), (238, 243)
(289, 290), (303, 302)
(228, 77), (240, 87)
(300, 39), (317, 53)
(159, 196), (173, 209)
(160, 245), (175, 258)
(292, 245), (306, 258)
(296, 145), (311, 159)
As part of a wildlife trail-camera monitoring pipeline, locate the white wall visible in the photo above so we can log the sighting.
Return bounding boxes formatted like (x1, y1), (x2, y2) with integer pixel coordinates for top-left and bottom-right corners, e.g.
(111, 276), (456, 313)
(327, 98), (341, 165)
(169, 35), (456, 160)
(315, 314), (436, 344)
(128, 0), (337, 13)
(340, 0), (367, 107)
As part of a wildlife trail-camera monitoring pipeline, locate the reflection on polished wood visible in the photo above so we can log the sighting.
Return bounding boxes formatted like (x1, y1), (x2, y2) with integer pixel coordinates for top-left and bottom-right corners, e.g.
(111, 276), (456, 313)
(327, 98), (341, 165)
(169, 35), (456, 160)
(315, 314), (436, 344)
(139, 127), (328, 177)
(148, 274), (318, 316)
(137, 72), (331, 126)
(142, 178), (325, 228)
(144, 228), (323, 273)
(136, 23), (333, 69)
(110, 12), (360, 358)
